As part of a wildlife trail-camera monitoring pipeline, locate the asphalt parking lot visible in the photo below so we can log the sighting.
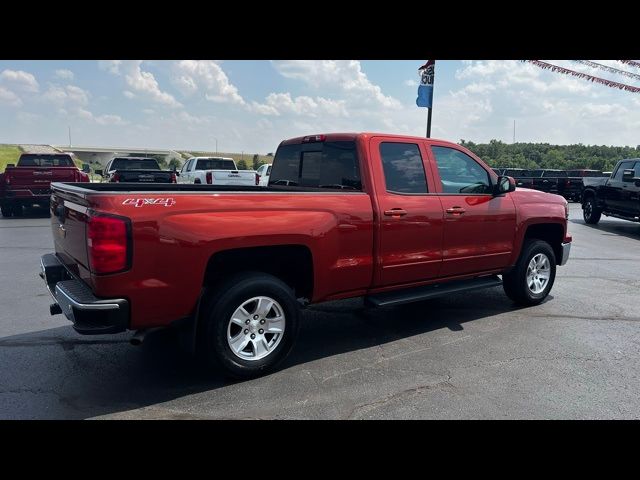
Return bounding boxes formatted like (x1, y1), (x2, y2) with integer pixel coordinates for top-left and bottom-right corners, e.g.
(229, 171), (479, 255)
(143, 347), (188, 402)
(1, 203), (639, 419)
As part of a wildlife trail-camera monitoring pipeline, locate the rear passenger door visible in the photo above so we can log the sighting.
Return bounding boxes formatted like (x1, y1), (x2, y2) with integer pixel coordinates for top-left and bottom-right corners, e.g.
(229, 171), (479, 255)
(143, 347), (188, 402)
(428, 144), (516, 277)
(369, 137), (444, 286)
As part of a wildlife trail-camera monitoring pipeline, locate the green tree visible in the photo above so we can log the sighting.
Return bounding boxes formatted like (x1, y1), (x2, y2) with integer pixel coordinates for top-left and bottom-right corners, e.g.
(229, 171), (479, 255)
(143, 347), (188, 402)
(252, 154), (264, 170)
(168, 158), (182, 171)
(237, 159), (248, 170)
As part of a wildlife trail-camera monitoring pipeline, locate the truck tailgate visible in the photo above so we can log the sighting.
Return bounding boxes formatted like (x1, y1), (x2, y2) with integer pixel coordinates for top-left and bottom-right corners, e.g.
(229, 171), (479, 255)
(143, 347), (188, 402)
(7, 167), (78, 189)
(115, 169), (174, 183)
(50, 188), (91, 279)
(210, 169), (256, 185)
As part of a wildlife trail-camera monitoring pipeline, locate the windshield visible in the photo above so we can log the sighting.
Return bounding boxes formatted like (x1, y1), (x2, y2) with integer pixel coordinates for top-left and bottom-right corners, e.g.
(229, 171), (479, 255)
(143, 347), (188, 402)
(269, 141), (361, 190)
(195, 159), (236, 170)
(111, 158), (160, 170)
(18, 154), (74, 167)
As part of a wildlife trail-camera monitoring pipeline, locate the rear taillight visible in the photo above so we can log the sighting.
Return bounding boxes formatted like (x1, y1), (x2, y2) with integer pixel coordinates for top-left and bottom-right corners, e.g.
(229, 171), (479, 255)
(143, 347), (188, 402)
(112, 173), (121, 183)
(255, 173), (260, 185)
(206, 172), (212, 184)
(87, 214), (130, 274)
(171, 172), (177, 183)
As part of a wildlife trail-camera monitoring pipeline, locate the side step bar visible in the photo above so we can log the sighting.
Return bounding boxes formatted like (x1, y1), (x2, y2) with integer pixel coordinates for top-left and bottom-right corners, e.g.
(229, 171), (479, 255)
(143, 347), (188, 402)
(603, 212), (640, 223)
(365, 275), (503, 308)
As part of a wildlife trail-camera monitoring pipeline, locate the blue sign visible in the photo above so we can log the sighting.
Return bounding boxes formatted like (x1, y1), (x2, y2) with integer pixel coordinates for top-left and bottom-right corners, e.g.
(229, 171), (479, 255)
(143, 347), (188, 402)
(416, 84), (433, 108)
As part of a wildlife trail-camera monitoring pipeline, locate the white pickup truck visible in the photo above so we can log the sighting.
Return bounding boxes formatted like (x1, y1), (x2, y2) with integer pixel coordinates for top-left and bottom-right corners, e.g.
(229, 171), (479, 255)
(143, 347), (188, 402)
(178, 157), (258, 186)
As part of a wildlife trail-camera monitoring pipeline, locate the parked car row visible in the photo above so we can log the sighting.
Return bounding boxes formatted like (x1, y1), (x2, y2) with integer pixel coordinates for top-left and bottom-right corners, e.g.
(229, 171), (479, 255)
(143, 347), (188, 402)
(492, 167), (609, 201)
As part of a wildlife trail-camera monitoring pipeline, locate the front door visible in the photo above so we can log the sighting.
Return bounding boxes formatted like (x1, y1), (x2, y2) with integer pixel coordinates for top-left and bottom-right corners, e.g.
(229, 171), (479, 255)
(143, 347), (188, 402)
(370, 138), (444, 287)
(604, 160), (635, 213)
(428, 144), (516, 277)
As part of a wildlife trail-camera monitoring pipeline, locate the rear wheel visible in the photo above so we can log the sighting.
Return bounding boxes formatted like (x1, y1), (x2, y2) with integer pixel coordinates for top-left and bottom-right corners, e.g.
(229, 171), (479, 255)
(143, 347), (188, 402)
(583, 196), (601, 224)
(503, 240), (556, 306)
(198, 272), (301, 379)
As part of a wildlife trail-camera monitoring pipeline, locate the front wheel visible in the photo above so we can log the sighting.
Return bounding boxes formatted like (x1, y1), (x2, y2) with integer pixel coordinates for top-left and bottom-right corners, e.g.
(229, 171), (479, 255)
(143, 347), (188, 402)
(198, 272), (301, 379)
(583, 197), (601, 224)
(1, 202), (13, 217)
(503, 240), (556, 306)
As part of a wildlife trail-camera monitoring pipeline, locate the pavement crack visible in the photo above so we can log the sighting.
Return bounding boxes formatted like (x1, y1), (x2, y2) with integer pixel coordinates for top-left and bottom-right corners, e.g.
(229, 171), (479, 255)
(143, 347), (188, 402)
(346, 377), (454, 419)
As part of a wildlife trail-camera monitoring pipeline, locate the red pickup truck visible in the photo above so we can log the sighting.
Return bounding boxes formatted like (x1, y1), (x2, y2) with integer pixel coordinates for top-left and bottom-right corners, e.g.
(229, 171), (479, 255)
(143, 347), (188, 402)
(40, 133), (571, 378)
(1, 152), (89, 217)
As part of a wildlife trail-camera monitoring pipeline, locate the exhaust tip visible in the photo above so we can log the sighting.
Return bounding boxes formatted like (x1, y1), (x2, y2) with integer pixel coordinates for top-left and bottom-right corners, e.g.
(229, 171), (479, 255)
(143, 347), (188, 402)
(49, 303), (62, 315)
(130, 329), (146, 346)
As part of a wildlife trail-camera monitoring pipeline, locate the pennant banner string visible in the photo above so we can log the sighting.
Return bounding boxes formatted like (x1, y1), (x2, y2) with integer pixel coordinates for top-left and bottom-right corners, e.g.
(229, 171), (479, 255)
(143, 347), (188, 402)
(523, 60), (640, 93)
(572, 60), (640, 82)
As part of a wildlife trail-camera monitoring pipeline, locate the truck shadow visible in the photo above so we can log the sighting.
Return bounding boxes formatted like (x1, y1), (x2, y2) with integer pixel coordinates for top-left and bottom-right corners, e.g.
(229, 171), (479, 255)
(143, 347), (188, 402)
(570, 218), (640, 241)
(0, 286), (535, 419)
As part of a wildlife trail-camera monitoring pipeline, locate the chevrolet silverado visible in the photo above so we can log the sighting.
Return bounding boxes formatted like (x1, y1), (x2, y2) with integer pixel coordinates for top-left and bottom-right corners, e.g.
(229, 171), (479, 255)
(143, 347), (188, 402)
(40, 133), (572, 378)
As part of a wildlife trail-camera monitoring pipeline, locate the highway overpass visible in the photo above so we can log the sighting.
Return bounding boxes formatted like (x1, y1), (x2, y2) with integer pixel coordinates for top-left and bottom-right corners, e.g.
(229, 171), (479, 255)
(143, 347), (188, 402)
(52, 145), (186, 166)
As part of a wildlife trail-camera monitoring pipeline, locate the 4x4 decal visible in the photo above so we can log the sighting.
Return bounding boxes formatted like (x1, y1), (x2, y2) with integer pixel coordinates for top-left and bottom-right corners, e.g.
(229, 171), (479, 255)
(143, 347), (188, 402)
(122, 198), (176, 207)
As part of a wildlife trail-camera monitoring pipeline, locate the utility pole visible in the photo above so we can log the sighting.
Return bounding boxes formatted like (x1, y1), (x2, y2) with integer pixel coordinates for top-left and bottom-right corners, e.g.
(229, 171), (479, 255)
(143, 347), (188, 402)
(513, 120), (516, 144)
(68, 126), (71, 147)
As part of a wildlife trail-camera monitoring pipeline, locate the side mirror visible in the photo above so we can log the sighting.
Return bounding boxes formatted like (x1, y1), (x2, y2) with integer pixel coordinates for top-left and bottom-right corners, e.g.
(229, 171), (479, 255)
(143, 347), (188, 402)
(622, 169), (635, 182)
(82, 164), (91, 173)
(95, 169), (103, 176)
(495, 175), (516, 195)
(7, 163), (15, 168)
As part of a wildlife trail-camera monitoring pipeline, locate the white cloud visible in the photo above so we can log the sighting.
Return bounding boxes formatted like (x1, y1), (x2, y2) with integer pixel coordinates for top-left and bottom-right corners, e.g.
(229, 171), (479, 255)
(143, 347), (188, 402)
(98, 60), (122, 75)
(123, 90), (135, 99)
(54, 69), (74, 80)
(42, 84), (90, 107)
(95, 114), (128, 126)
(404, 79), (419, 87)
(0, 69), (39, 92)
(272, 60), (401, 109)
(172, 60), (245, 105)
(102, 60), (181, 108)
(251, 92), (348, 117)
(0, 85), (22, 107)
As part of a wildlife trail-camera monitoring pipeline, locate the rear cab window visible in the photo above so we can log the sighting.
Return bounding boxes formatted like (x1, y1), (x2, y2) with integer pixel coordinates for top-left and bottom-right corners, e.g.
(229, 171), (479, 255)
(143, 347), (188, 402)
(195, 159), (237, 170)
(111, 158), (160, 170)
(269, 140), (362, 190)
(18, 154), (74, 167)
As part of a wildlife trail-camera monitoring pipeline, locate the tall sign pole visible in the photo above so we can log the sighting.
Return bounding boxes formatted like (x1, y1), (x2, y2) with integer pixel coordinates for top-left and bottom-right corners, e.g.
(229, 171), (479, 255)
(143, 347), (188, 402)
(416, 60), (436, 138)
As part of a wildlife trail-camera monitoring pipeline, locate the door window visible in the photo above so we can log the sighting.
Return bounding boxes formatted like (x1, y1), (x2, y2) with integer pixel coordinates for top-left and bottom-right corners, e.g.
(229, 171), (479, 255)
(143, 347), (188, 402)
(613, 161), (634, 181)
(379, 142), (428, 194)
(432, 146), (492, 194)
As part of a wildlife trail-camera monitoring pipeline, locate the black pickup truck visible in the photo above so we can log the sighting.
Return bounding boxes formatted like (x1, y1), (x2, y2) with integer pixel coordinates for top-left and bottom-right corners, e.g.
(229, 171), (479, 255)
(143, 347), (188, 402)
(98, 157), (177, 183)
(565, 169), (604, 202)
(582, 159), (640, 224)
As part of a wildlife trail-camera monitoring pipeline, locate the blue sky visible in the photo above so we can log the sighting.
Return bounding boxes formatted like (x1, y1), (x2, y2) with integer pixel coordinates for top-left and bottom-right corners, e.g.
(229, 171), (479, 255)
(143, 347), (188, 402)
(1, 60), (638, 153)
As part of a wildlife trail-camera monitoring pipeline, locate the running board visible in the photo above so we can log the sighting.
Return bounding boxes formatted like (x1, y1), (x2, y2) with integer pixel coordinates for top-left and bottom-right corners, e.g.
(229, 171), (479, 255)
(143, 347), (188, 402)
(603, 212), (640, 222)
(365, 275), (503, 308)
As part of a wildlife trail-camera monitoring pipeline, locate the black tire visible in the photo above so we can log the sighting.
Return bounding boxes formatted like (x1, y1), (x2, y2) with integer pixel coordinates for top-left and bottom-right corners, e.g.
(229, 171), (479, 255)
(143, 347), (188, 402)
(12, 203), (23, 217)
(1, 203), (13, 217)
(582, 196), (601, 224)
(198, 271), (301, 379)
(503, 240), (556, 306)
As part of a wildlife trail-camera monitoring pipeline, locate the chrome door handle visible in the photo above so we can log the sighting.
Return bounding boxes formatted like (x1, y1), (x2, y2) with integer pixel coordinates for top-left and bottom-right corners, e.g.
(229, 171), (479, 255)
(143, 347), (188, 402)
(384, 208), (407, 217)
(446, 207), (466, 215)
